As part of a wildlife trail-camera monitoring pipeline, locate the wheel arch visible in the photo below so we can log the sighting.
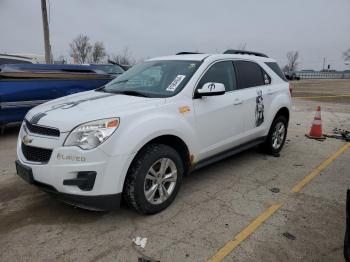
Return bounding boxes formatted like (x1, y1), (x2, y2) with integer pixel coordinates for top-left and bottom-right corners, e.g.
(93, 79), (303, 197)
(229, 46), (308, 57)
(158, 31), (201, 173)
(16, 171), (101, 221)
(120, 134), (192, 198)
(275, 107), (290, 124)
(128, 134), (192, 176)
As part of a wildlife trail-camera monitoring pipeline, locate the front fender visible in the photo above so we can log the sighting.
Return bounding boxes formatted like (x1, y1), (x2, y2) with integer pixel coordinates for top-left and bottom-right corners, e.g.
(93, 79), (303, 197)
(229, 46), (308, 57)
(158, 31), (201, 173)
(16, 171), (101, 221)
(100, 111), (198, 158)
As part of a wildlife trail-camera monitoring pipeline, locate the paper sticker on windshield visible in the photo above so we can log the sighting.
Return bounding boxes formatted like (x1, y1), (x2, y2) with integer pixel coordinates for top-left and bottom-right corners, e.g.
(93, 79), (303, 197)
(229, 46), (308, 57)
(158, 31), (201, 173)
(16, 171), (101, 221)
(166, 75), (186, 92)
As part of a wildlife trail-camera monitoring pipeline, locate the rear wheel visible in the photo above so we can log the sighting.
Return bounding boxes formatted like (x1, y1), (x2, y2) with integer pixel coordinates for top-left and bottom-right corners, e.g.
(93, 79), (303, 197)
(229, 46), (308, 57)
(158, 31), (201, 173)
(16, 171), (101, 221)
(124, 144), (184, 214)
(262, 115), (288, 155)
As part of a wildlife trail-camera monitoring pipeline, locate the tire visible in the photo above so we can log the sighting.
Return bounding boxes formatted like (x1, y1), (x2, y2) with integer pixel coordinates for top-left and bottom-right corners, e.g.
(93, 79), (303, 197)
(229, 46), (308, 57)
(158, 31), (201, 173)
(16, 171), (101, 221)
(261, 115), (288, 155)
(123, 144), (184, 214)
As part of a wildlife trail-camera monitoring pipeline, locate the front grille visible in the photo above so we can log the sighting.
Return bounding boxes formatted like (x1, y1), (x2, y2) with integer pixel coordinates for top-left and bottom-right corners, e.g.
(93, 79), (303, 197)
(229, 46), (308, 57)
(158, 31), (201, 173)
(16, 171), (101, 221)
(21, 143), (53, 163)
(25, 120), (60, 137)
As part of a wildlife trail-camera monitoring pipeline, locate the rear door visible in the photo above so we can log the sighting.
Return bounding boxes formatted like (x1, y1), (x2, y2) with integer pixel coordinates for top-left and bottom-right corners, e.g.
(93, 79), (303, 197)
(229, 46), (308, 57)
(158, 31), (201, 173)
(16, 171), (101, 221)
(233, 60), (271, 140)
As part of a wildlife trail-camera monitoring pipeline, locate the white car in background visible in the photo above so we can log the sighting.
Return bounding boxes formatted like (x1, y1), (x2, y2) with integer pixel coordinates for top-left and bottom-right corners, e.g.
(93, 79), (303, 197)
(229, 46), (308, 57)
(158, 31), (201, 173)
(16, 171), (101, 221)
(0, 53), (43, 65)
(16, 50), (292, 214)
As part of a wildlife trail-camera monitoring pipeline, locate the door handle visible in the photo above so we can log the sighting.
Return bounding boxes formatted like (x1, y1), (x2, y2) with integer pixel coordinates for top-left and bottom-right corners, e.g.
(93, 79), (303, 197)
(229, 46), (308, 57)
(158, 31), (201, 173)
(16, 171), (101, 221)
(233, 98), (243, 106)
(267, 89), (273, 95)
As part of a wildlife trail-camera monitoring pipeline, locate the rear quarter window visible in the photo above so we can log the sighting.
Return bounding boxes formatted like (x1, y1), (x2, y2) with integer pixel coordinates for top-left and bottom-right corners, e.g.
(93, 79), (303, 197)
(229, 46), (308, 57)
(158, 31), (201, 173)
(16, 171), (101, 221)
(265, 62), (288, 82)
(234, 60), (265, 89)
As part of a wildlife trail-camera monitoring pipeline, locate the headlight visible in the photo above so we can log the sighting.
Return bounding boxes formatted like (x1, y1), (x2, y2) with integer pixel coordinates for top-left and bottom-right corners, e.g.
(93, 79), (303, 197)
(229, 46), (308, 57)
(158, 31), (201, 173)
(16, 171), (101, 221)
(64, 118), (120, 150)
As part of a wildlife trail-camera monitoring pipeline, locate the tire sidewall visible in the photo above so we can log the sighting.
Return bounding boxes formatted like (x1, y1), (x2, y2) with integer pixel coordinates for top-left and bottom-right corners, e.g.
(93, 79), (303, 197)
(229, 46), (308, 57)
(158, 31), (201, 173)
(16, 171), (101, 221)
(267, 115), (288, 154)
(133, 145), (184, 214)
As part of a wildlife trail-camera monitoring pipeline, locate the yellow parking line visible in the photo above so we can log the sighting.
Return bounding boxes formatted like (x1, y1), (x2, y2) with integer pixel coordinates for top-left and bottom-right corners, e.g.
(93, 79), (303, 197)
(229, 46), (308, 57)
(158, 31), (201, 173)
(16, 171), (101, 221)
(293, 94), (350, 99)
(291, 143), (350, 193)
(207, 203), (282, 262)
(208, 143), (350, 262)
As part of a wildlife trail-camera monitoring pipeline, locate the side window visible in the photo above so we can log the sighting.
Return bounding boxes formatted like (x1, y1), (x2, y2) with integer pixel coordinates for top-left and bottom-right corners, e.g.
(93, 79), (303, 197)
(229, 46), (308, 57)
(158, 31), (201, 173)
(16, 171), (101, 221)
(198, 61), (237, 92)
(265, 62), (287, 81)
(234, 61), (265, 89)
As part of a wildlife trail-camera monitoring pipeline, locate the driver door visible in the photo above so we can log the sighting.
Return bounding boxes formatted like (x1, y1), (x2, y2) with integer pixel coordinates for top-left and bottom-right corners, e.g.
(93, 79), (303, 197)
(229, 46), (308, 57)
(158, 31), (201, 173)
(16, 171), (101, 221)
(193, 61), (246, 160)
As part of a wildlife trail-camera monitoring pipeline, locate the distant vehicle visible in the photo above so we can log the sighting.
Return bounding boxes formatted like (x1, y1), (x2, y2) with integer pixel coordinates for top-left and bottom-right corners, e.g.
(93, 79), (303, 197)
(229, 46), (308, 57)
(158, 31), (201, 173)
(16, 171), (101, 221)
(89, 64), (125, 76)
(321, 69), (337, 72)
(284, 71), (300, 80)
(0, 54), (40, 65)
(301, 69), (315, 72)
(15, 50), (292, 213)
(0, 64), (114, 126)
(107, 59), (133, 71)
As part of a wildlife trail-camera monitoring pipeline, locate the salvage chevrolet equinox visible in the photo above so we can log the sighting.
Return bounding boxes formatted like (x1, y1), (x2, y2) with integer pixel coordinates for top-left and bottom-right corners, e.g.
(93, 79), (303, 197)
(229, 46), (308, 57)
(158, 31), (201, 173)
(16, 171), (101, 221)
(16, 50), (292, 214)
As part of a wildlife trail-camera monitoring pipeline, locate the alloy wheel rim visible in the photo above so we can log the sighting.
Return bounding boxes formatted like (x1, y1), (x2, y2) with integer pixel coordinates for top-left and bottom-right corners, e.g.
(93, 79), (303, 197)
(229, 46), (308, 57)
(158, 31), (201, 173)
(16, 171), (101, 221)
(272, 122), (285, 149)
(144, 158), (177, 205)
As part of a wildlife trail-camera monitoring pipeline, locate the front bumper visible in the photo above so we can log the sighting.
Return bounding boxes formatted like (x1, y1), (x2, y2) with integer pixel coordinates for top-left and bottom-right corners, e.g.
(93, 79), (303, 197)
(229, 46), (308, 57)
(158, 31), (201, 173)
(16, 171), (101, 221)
(16, 123), (135, 210)
(16, 159), (121, 210)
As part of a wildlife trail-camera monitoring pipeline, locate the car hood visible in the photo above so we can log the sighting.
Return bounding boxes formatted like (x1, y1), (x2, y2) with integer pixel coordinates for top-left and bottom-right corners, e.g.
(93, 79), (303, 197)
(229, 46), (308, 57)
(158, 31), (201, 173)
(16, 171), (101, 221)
(25, 90), (165, 132)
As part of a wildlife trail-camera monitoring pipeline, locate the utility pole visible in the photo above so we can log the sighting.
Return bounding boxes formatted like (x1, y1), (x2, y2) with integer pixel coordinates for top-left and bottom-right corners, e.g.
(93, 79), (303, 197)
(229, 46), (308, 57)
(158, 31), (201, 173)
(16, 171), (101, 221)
(41, 0), (52, 63)
(322, 57), (326, 71)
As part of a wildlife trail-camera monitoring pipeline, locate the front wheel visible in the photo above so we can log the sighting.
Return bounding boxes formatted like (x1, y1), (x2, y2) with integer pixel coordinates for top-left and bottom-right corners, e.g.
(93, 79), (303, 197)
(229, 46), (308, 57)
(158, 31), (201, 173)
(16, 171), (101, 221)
(262, 115), (288, 155)
(124, 144), (184, 214)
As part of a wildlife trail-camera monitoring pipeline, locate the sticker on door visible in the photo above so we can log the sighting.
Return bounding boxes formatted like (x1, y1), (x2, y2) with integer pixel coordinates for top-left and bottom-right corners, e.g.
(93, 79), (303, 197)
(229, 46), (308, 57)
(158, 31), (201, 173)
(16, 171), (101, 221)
(255, 90), (264, 127)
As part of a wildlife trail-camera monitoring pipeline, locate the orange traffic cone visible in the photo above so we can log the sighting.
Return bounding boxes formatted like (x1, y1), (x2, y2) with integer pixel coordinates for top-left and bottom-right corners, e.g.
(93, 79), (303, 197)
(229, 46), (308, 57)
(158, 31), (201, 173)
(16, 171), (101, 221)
(306, 106), (325, 140)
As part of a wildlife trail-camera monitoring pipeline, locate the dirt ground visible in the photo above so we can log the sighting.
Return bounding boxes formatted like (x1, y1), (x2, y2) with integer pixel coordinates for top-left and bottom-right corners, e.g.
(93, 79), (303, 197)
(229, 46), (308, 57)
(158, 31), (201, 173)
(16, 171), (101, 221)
(0, 80), (350, 262)
(292, 79), (350, 105)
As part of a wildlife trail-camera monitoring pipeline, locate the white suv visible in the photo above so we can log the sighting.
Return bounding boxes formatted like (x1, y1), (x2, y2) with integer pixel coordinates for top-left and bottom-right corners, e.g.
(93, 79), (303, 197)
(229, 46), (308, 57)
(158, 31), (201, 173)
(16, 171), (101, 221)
(16, 50), (291, 214)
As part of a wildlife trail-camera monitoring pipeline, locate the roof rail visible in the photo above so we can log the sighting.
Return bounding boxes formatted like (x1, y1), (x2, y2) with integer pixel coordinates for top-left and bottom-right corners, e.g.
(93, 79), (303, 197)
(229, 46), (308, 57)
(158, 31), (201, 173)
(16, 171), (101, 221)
(223, 49), (268, 58)
(176, 52), (203, 55)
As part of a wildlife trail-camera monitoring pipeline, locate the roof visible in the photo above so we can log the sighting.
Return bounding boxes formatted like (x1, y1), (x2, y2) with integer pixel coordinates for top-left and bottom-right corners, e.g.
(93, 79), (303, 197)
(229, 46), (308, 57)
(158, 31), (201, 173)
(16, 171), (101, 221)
(149, 54), (210, 61)
(149, 53), (275, 62)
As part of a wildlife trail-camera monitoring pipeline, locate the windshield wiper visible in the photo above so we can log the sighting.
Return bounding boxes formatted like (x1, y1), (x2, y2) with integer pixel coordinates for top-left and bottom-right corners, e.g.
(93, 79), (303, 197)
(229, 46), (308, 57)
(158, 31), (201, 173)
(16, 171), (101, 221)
(95, 86), (106, 92)
(112, 90), (150, 97)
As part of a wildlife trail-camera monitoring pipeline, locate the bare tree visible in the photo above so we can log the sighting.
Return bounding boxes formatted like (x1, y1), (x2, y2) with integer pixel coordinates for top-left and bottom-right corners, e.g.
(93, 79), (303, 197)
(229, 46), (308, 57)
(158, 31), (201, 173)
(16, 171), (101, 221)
(285, 51), (299, 72)
(237, 42), (247, 50)
(343, 48), (350, 62)
(69, 34), (92, 64)
(91, 41), (106, 63)
(110, 47), (136, 66)
(282, 65), (290, 72)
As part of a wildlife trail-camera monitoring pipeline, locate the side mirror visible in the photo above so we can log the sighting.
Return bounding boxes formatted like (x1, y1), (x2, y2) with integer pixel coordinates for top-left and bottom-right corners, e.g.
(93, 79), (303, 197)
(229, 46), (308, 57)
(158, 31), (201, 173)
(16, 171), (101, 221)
(196, 82), (225, 97)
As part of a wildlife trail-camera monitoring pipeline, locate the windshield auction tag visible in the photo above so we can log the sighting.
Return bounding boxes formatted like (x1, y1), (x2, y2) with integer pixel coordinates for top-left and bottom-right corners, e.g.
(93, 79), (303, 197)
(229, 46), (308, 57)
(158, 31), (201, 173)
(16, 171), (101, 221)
(166, 75), (186, 92)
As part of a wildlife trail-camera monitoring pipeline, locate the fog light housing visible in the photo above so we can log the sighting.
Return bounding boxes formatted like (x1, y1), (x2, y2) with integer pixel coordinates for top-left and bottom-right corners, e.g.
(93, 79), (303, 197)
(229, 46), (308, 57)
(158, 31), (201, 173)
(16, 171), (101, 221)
(63, 171), (96, 191)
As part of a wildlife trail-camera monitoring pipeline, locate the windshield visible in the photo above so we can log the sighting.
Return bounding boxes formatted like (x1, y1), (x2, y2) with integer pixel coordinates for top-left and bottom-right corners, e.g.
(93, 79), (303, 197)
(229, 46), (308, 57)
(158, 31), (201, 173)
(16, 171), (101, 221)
(102, 60), (201, 97)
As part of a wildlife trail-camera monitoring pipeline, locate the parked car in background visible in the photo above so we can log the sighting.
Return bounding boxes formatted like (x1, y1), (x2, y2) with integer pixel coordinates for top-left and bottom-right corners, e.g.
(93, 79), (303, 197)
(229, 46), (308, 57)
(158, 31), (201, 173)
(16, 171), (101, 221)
(0, 64), (114, 127)
(89, 64), (125, 77)
(15, 50), (291, 214)
(284, 71), (300, 80)
(0, 54), (41, 65)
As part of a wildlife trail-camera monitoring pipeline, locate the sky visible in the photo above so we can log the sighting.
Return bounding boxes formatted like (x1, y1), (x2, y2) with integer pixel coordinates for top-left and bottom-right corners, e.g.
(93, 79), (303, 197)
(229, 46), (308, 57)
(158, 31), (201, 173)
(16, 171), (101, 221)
(1, 0), (350, 70)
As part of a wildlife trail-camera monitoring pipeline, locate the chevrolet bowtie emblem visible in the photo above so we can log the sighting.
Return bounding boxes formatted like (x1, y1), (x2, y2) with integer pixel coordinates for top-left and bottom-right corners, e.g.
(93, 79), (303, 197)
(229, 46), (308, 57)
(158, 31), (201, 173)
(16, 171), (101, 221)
(22, 135), (33, 145)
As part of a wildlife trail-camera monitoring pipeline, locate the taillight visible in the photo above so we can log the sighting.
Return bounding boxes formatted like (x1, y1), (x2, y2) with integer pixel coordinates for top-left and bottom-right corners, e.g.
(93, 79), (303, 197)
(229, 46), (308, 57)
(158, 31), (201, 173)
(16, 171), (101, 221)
(289, 83), (293, 96)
